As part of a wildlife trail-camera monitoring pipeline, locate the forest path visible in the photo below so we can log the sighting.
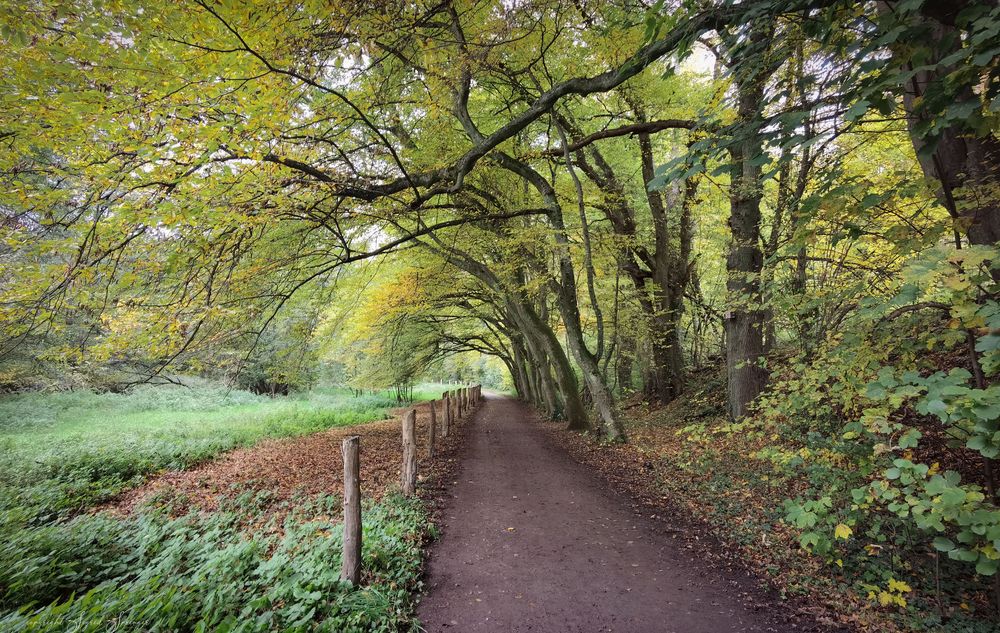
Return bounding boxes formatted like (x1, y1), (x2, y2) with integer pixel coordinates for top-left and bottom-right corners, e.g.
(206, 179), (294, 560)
(417, 395), (783, 633)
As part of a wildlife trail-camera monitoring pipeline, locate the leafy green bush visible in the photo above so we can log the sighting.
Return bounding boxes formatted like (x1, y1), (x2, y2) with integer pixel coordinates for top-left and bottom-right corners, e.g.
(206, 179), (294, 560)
(752, 246), (1000, 625)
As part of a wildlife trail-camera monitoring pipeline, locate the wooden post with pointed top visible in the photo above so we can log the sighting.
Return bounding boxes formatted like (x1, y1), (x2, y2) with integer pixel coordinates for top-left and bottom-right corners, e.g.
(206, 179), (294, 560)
(341, 435), (361, 585)
(428, 399), (436, 458)
(401, 409), (417, 496)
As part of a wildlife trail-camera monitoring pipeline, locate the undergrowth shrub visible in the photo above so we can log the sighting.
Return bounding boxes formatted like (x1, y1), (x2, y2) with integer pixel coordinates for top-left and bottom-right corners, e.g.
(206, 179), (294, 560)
(0, 493), (429, 632)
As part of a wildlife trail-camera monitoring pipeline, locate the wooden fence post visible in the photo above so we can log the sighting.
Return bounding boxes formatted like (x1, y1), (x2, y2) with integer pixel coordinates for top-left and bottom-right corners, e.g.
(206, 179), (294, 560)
(401, 409), (417, 496)
(341, 435), (361, 585)
(428, 399), (436, 458)
(442, 392), (451, 437)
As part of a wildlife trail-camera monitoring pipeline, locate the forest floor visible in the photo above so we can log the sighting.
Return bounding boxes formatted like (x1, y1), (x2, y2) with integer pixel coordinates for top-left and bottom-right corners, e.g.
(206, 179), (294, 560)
(418, 395), (842, 632)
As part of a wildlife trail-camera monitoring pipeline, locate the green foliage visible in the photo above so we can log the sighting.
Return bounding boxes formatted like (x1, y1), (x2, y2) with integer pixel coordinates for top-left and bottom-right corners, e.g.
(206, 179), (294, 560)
(750, 243), (1000, 624)
(1, 0), (999, 628)
(0, 493), (430, 632)
(840, 3), (1000, 159)
(0, 380), (441, 631)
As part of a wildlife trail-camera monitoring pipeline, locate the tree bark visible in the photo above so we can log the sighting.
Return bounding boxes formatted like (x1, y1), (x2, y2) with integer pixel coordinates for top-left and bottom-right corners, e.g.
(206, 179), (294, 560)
(615, 333), (635, 395)
(510, 334), (534, 403)
(882, 1), (1000, 248)
(566, 107), (696, 406)
(723, 23), (773, 420)
(495, 152), (624, 439)
(506, 296), (588, 429)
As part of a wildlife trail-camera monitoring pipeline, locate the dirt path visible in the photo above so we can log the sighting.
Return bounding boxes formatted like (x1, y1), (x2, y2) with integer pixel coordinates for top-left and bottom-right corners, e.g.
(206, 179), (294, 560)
(417, 395), (792, 633)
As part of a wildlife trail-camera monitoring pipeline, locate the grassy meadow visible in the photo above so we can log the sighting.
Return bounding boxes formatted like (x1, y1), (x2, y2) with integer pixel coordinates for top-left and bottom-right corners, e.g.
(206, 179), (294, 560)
(0, 380), (453, 631)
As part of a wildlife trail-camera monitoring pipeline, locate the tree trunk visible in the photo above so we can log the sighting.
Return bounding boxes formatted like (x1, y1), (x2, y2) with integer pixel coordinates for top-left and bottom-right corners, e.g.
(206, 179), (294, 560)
(723, 23), (773, 420)
(644, 294), (686, 402)
(725, 142), (769, 420)
(883, 2), (1000, 248)
(494, 152), (624, 439)
(636, 125), (692, 405)
(615, 333), (634, 395)
(550, 269), (624, 439)
(508, 296), (588, 429)
(510, 336), (533, 402)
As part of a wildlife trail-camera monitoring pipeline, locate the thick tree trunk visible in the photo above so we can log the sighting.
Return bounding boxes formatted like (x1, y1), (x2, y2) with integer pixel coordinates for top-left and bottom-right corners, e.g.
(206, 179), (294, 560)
(644, 295), (686, 402)
(883, 2), (1000, 248)
(533, 356), (560, 418)
(615, 333), (635, 394)
(507, 297), (587, 429)
(496, 152), (621, 438)
(725, 145), (769, 420)
(723, 23), (772, 420)
(525, 359), (545, 410)
(510, 336), (533, 402)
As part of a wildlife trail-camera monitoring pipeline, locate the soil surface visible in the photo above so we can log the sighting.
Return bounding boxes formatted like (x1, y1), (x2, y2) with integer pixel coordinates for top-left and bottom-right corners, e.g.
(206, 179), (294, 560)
(418, 395), (811, 633)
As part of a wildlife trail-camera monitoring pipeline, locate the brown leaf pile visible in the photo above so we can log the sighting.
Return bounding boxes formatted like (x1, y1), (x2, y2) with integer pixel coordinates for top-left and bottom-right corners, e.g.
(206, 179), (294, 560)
(102, 399), (473, 518)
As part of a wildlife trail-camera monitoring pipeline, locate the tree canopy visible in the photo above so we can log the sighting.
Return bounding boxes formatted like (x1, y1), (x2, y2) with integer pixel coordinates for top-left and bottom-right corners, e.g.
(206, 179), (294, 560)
(3, 0), (1000, 613)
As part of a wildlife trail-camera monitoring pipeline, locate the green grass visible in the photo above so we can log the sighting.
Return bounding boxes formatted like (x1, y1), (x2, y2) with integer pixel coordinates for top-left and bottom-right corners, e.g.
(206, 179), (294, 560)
(0, 379), (452, 631)
(0, 381), (407, 519)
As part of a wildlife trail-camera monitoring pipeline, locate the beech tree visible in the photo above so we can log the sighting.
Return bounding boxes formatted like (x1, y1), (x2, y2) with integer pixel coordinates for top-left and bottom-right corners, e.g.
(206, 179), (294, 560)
(2, 0), (997, 426)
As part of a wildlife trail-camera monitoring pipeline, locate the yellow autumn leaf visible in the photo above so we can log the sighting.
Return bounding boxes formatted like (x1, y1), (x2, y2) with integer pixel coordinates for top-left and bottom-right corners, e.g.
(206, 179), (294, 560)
(887, 578), (912, 593)
(834, 523), (853, 540)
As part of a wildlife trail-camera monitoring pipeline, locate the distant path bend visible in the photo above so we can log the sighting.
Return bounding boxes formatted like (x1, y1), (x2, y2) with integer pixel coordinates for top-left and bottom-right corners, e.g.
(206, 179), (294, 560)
(417, 395), (782, 633)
